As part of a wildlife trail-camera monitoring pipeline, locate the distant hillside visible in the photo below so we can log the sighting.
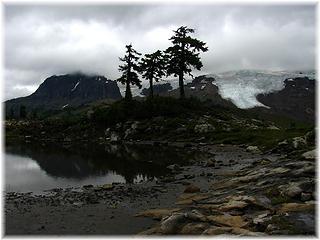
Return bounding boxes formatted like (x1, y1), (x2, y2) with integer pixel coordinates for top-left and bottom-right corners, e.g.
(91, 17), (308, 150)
(256, 77), (315, 123)
(5, 73), (122, 117)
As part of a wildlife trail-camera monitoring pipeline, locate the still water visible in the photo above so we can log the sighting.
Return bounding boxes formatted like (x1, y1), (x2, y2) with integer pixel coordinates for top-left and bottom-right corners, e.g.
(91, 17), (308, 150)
(5, 142), (195, 193)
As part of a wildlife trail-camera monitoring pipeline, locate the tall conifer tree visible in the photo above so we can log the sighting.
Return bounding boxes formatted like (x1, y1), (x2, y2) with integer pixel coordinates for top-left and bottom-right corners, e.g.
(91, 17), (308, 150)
(165, 26), (208, 98)
(117, 44), (142, 100)
(140, 50), (166, 98)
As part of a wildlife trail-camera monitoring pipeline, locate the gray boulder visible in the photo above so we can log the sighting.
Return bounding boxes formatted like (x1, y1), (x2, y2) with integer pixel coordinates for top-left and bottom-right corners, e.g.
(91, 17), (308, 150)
(194, 123), (215, 133)
(110, 132), (121, 142)
(302, 149), (316, 160)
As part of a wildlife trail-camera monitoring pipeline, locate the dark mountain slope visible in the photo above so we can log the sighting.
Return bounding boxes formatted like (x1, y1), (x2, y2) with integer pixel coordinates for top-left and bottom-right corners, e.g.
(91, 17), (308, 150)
(256, 77), (315, 123)
(5, 73), (122, 117)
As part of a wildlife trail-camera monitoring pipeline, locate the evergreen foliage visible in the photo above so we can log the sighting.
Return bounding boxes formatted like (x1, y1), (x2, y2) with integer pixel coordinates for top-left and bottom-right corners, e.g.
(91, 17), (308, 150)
(117, 44), (142, 100)
(139, 50), (167, 98)
(165, 26), (208, 98)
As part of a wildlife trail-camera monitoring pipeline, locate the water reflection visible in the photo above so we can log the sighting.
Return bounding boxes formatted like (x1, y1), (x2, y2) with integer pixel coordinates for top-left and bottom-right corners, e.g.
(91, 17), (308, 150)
(5, 142), (194, 192)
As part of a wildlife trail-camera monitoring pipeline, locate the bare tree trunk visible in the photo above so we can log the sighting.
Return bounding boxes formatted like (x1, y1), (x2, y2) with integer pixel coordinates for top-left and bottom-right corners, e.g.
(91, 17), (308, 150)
(149, 78), (154, 98)
(125, 81), (132, 100)
(179, 71), (185, 98)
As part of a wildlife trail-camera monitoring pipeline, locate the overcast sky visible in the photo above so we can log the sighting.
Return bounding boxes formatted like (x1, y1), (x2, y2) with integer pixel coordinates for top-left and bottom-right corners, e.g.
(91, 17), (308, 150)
(4, 4), (316, 100)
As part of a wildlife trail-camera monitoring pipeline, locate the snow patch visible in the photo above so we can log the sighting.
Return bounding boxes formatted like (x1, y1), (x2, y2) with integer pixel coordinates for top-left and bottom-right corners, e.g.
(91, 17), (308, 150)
(71, 81), (80, 92)
(62, 104), (69, 109)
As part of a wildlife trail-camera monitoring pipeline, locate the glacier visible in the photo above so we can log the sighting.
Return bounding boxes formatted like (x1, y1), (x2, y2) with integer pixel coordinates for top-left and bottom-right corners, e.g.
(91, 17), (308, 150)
(207, 70), (315, 109)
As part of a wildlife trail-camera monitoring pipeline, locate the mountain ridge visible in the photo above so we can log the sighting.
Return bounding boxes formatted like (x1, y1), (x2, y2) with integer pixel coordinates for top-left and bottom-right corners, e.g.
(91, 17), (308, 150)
(5, 73), (122, 117)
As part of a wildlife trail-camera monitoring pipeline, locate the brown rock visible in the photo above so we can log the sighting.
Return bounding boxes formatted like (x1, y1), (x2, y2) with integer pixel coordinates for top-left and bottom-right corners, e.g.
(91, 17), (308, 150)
(184, 184), (201, 193)
(218, 200), (248, 211)
(278, 202), (315, 213)
(207, 215), (248, 228)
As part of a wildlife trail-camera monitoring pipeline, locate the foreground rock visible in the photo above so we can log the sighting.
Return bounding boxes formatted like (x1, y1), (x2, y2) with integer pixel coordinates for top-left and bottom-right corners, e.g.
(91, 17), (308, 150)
(136, 144), (315, 236)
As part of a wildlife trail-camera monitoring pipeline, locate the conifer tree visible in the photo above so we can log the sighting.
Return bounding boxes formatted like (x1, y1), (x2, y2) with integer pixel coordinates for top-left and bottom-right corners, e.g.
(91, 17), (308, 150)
(165, 26), (208, 98)
(140, 50), (167, 98)
(117, 44), (142, 100)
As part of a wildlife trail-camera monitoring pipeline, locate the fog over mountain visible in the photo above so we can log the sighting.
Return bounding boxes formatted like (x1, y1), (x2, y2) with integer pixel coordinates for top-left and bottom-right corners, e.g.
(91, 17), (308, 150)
(4, 4), (315, 100)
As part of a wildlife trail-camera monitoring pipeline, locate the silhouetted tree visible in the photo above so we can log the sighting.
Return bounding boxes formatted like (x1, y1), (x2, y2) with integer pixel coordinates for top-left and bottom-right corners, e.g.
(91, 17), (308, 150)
(117, 44), (142, 100)
(140, 50), (167, 98)
(19, 105), (26, 119)
(165, 26), (208, 98)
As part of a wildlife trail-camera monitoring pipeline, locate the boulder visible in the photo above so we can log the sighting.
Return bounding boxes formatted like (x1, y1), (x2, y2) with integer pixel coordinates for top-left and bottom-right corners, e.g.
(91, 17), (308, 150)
(252, 212), (271, 225)
(194, 123), (215, 133)
(207, 214), (248, 228)
(110, 132), (120, 142)
(160, 213), (187, 234)
(167, 164), (182, 171)
(131, 121), (139, 130)
(302, 149), (316, 160)
(284, 183), (303, 198)
(301, 192), (312, 201)
(278, 202), (315, 213)
(278, 139), (288, 146)
(184, 184), (201, 193)
(292, 136), (307, 149)
(104, 128), (111, 137)
(267, 125), (280, 130)
(218, 200), (248, 211)
(246, 146), (261, 154)
(176, 127), (187, 134)
(185, 209), (207, 222)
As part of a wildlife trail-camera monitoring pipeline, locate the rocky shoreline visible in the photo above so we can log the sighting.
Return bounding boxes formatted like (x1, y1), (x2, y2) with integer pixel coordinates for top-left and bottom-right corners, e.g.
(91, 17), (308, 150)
(5, 142), (316, 235)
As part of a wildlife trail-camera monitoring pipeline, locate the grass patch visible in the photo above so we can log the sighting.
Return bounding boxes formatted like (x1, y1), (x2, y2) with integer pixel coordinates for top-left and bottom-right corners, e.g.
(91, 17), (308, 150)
(210, 128), (311, 149)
